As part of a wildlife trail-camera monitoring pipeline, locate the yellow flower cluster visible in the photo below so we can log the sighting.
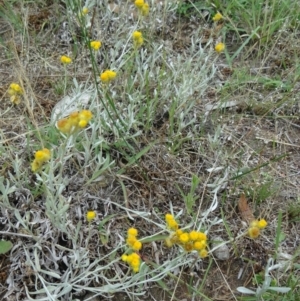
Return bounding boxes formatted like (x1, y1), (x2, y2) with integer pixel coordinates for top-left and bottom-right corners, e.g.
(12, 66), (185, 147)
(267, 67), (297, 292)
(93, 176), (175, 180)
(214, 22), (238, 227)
(215, 42), (225, 53)
(165, 214), (208, 258)
(122, 228), (143, 272)
(132, 31), (144, 48)
(8, 83), (23, 104)
(90, 40), (101, 51)
(60, 55), (72, 65)
(100, 70), (117, 83)
(212, 12), (223, 22)
(86, 210), (96, 222)
(31, 148), (51, 172)
(126, 228), (143, 251)
(134, 0), (149, 16)
(248, 219), (268, 239)
(57, 110), (93, 134)
(165, 213), (179, 231)
(121, 252), (141, 273)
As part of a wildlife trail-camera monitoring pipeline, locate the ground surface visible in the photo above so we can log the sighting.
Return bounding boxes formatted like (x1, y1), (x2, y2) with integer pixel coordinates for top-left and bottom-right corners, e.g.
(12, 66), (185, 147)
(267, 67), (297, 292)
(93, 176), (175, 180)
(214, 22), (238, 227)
(0, 1), (300, 301)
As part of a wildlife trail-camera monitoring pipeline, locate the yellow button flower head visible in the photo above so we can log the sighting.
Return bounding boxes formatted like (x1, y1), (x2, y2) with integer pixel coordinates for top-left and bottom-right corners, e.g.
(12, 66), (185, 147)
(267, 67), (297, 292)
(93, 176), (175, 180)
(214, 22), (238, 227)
(132, 240), (142, 251)
(8, 83), (23, 104)
(78, 110), (93, 128)
(179, 233), (189, 244)
(57, 118), (71, 134)
(197, 232), (207, 241)
(134, 0), (144, 9)
(189, 231), (199, 241)
(100, 70), (117, 83)
(60, 55), (72, 64)
(215, 42), (225, 53)
(86, 210), (96, 222)
(9, 83), (23, 94)
(35, 148), (51, 162)
(128, 228), (138, 236)
(134, 0), (149, 16)
(165, 214), (178, 231)
(257, 219), (267, 229)
(122, 252), (141, 272)
(82, 7), (89, 15)
(199, 249), (208, 258)
(141, 3), (149, 16)
(248, 226), (260, 239)
(78, 120), (87, 128)
(213, 12), (223, 22)
(126, 235), (137, 246)
(10, 95), (21, 105)
(165, 237), (173, 247)
(132, 31), (144, 48)
(90, 40), (102, 51)
(193, 240), (206, 250)
(31, 148), (51, 172)
(125, 227), (143, 250)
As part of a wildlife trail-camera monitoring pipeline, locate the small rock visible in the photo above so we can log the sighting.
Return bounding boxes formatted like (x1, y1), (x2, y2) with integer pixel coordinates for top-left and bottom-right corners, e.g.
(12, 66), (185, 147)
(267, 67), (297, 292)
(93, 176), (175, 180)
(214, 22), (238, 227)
(211, 236), (230, 260)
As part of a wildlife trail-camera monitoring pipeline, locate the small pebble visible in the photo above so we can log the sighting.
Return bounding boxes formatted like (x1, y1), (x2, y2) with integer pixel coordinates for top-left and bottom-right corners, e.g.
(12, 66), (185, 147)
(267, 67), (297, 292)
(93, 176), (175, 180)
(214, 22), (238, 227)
(212, 236), (230, 260)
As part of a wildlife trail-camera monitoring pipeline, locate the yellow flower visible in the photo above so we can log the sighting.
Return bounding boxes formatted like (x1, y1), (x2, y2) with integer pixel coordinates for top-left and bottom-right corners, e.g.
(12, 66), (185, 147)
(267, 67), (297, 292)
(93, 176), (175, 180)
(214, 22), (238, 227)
(197, 232), (207, 241)
(189, 231), (199, 241)
(132, 240), (142, 251)
(134, 0), (149, 16)
(179, 233), (189, 244)
(57, 118), (69, 133)
(82, 7), (89, 15)
(128, 228), (138, 236)
(141, 3), (149, 16)
(213, 12), (223, 22)
(121, 254), (128, 262)
(248, 226), (260, 239)
(126, 235), (137, 246)
(132, 31), (144, 48)
(78, 110), (93, 128)
(184, 242), (194, 252)
(8, 83), (23, 104)
(257, 219), (267, 229)
(132, 31), (142, 40)
(57, 110), (92, 134)
(78, 120), (87, 128)
(100, 70), (117, 83)
(60, 55), (72, 64)
(31, 160), (42, 172)
(168, 219), (178, 231)
(165, 237), (174, 247)
(165, 214), (174, 221)
(107, 70), (117, 79)
(9, 83), (23, 94)
(31, 148), (51, 172)
(123, 252), (141, 272)
(86, 210), (96, 222)
(175, 229), (183, 237)
(215, 42), (225, 53)
(100, 72), (109, 82)
(199, 249), (208, 258)
(35, 148), (51, 162)
(90, 40), (101, 51)
(193, 241), (206, 250)
(134, 0), (144, 8)
(10, 95), (21, 105)
(165, 214), (179, 230)
(79, 110), (93, 121)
